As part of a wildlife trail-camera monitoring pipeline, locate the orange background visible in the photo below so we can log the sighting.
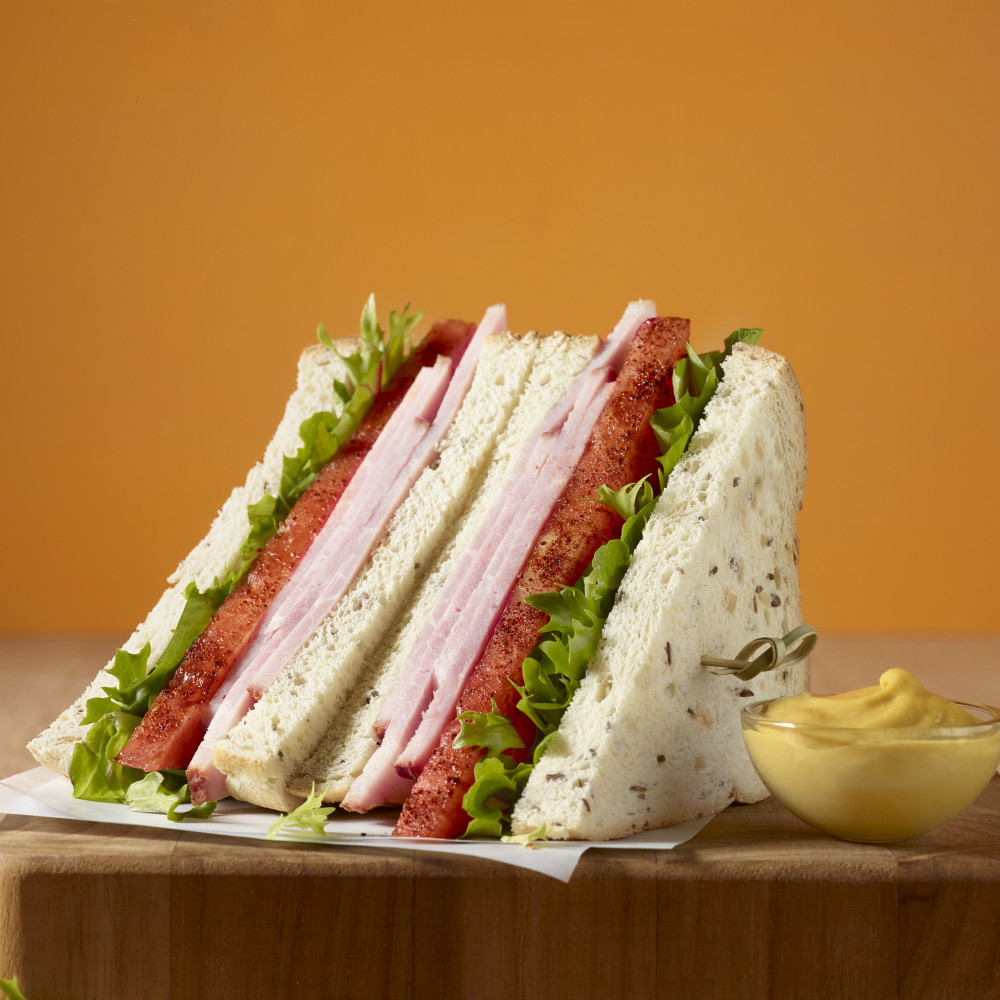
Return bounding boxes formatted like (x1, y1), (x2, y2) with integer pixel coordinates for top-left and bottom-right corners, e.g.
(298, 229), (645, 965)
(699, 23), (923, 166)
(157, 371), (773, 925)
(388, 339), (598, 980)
(1, 2), (997, 635)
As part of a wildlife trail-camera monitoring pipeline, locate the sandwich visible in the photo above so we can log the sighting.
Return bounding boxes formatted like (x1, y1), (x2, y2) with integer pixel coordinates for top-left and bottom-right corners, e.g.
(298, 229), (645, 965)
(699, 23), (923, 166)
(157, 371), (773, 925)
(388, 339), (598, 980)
(28, 295), (808, 840)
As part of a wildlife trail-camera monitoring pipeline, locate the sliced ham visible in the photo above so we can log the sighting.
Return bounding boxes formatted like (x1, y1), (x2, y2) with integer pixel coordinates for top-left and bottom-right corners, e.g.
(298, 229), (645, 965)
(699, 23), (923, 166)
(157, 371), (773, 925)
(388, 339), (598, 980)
(340, 386), (616, 812)
(115, 319), (474, 774)
(371, 371), (608, 741)
(184, 358), (453, 802)
(373, 302), (655, 741)
(233, 356), (455, 698)
(394, 316), (690, 839)
(341, 301), (658, 814)
(186, 305), (508, 803)
(232, 304), (508, 705)
(393, 380), (616, 779)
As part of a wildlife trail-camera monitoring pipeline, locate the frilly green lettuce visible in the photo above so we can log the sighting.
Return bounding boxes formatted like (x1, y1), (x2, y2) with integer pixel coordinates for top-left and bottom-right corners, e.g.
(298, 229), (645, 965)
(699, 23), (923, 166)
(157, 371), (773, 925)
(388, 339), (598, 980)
(502, 823), (549, 847)
(70, 710), (142, 804)
(266, 785), (334, 839)
(651, 328), (761, 487)
(125, 771), (217, 821)
(0, 975), (29, 1000)
(454, 702), (532, 838)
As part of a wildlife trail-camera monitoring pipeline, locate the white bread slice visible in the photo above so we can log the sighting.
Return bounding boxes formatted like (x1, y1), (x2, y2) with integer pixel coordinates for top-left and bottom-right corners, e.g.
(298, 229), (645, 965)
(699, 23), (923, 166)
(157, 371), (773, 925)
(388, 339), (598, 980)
(27, 343), (357, 776)
(291, 330), (600, 801)
(510, 343), (808, 840)
(214, 332), (599, 812)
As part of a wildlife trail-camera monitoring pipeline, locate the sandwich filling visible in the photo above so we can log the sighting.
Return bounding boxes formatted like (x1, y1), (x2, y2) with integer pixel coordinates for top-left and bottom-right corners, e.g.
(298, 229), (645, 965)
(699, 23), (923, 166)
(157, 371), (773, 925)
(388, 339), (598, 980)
(341, 302), (660, 813)
(184, 306), (509, 804)
(70, 298), (444, 816)
(404, 327), (763, 839)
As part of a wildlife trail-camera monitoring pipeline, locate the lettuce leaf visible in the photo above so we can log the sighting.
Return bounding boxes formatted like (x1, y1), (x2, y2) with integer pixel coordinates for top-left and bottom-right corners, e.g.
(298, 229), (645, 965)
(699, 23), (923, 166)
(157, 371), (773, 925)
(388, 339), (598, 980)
(454, 702), (524, 756)
(462, 756), (534, 839)
(455, 703), (531, 837)
(73, 296), (421, 811)
(502, 823), (548, 847)
(266, 785), (334, 839)
(69, 711), (144, 803)
(82, 583), (227, 723)
(0, 976), (29, 1000)
(651, 328), (761, 487)
(124, 771), (217, 821)
(458, 328), (761, 837)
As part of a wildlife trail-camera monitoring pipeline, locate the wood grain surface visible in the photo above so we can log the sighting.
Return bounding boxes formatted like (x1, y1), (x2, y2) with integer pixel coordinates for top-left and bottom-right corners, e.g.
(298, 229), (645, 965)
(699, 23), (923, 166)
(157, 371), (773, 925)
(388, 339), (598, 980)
(2, 636), (999, 999)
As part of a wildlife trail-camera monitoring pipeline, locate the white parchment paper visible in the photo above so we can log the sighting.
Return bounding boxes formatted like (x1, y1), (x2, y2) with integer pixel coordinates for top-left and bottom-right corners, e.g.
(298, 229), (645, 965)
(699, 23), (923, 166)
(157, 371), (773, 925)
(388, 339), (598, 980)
(0, 767), (711, 883)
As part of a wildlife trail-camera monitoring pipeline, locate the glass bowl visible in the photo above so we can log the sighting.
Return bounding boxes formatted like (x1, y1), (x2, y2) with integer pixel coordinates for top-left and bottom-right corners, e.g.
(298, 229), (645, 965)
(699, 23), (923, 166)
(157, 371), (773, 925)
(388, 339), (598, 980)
(741, 699), (1000, 842)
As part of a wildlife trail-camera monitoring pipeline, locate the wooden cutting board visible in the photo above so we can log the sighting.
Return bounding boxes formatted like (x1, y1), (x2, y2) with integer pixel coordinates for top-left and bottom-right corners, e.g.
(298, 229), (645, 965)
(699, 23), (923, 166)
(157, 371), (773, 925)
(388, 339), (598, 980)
(2, 776), (999, 1000)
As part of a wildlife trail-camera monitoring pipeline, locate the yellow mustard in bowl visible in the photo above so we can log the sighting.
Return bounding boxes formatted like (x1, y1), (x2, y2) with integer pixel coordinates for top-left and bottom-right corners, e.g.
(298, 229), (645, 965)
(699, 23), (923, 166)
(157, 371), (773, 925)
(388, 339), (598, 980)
(741, 668), (1000, 842)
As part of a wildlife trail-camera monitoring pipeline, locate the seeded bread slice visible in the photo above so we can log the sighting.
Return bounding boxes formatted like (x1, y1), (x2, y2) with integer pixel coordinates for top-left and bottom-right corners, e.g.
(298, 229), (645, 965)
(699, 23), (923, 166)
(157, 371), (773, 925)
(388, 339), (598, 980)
(27, 343), (356, 776)
(510, 343), (808, 840)
(214, 331), (600, 811)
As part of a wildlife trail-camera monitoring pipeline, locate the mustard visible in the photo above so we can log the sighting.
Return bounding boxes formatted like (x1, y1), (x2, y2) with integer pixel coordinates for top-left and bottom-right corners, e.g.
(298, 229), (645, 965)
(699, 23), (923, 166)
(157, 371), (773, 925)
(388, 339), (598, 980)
(761, 668), (980, 729)
(742, 669), (1000, 842)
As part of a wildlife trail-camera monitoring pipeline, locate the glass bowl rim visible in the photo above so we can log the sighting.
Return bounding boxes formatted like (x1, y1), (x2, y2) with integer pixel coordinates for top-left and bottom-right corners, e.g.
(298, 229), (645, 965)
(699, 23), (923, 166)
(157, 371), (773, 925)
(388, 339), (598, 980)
(741, 698), (1000, 738)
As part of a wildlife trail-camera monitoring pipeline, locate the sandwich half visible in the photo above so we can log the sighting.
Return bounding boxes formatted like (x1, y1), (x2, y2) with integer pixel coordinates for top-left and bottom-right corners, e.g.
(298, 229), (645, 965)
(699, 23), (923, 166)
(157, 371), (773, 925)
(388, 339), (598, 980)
(510, 342), (807, 839)
(211, 300), (673, 810)
(29, 299), (808, 843)
(394, 339), (807, 840)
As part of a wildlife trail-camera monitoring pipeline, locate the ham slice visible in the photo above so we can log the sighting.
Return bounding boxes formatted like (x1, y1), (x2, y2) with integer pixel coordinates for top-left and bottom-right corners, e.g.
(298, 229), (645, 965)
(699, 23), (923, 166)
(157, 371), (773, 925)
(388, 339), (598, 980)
(185, 358), (454, 803)
(341, 301), (658, 814)
(393, 380), (616, 777)
(187, 305), (508, 803)
(115, 319), (475, 774)
(237, 357), (455, 692)
(340, 381), (615, 811)
(372, 369), (610, 741)
(394, 315), (691, 838)
(233, 303), (507, 704)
